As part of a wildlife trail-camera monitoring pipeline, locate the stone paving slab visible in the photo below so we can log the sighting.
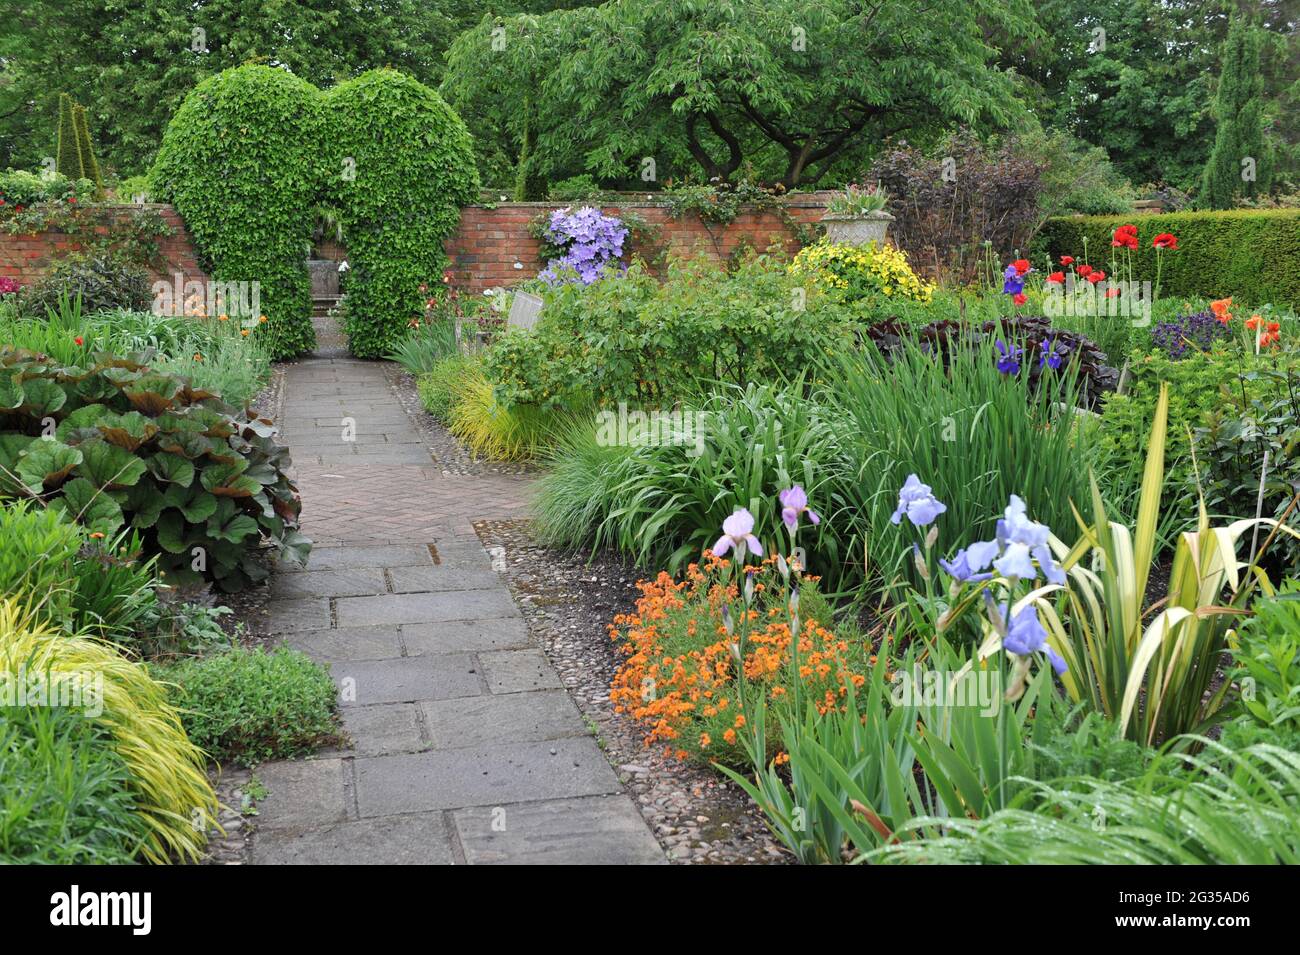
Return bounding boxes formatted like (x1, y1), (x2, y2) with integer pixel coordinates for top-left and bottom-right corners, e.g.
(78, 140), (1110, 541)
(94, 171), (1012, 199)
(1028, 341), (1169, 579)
(452, 795), (668, 865)
(269, 568), (387, 599)
(254, 758), (351, 830)
(419, 689), (585, 749)
(335, 589), (520, 627)
(400, 619), (533, 655)
(251, 812), (455, 865)
(288, 625), (404, 663)
(478, 649), (565, 694)
(266, 597), (332, 634)
(339, 703), (426, 756)
(334, 654), (483, 706)
(354, 737), (621, 817)
(387, 566), (501, 593)
(277, 544), (435, 573)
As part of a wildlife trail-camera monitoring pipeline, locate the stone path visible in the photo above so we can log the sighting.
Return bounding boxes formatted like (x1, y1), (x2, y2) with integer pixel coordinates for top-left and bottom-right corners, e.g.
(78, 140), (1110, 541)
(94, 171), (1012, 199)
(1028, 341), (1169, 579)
(248, 351), (664, 865)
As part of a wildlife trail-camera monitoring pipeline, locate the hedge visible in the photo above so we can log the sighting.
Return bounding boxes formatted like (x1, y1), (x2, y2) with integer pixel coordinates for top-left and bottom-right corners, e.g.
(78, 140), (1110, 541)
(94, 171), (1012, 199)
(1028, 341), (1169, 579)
(322, 70), (479, 359)
(1036, 209), (1300, 308)
(151, 65), (321, 360)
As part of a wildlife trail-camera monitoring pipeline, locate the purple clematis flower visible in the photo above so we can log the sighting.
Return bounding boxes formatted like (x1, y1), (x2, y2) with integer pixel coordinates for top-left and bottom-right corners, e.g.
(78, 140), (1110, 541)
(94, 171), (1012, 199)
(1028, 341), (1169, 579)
(1001, 603), (1068, 674)
(712, 508), (763, 558)
(779, 485), (821, 532)
(891, 474), (947, 528)
(995, 339), (1022, 374)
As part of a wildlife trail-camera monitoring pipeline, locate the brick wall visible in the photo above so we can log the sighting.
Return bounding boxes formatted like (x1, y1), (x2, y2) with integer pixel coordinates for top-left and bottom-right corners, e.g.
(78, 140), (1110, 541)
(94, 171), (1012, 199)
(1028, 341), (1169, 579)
(1, 196), (835, 301)
(442, 194), (833, 295)
(0, 204), (208, 290)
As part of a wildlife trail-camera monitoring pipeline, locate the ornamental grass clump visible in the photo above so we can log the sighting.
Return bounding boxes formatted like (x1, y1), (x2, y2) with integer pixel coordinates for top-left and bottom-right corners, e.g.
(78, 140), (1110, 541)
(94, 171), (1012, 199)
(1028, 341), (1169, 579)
(0, 598), (217, 862)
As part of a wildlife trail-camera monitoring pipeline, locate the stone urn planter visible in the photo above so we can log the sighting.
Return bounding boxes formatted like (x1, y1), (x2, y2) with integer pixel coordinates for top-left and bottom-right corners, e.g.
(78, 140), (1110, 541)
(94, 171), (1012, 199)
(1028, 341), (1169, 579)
(820, 211), (894, 247)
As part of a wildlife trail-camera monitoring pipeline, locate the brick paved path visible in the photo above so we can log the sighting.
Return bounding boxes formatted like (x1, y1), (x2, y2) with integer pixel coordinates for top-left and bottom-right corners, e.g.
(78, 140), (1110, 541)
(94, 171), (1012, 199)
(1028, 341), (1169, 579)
(248, 350), (664, 865)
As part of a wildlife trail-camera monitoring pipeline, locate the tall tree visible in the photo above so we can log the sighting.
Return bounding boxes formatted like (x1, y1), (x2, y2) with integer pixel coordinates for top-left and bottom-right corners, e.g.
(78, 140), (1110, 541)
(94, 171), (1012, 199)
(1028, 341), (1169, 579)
(1201, 10), (1272, 208)
(445, 0), (1039, 190)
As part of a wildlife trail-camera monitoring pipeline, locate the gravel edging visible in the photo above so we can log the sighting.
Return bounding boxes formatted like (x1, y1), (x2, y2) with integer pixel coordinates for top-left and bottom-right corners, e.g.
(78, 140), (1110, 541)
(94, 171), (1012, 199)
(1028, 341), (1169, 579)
(476, 518), (791, 865)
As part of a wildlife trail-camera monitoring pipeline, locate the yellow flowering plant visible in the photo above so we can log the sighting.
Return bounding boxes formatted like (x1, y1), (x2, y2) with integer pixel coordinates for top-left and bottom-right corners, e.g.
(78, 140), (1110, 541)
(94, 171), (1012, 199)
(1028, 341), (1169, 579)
(789, 240), (934, 306)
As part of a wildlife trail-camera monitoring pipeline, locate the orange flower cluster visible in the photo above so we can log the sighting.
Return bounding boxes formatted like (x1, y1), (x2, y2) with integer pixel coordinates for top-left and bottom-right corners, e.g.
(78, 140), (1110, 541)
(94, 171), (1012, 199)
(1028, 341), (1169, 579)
(608, 555), (869, 765)
(1246, 314), (1281, 349)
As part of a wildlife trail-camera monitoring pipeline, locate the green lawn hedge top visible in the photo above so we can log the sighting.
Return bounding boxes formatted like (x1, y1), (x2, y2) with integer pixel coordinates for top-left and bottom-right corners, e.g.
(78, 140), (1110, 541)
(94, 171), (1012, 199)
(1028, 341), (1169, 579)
(1037, 209), (1300, 308)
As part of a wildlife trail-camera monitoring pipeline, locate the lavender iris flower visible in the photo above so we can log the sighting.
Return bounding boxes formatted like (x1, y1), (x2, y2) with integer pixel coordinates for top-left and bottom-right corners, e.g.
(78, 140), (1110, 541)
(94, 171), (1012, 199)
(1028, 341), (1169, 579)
(779, 485), (821, 532)
(712, 508), (763, 558)
(891, 474), (947, 527)
(1001, 603), (1068, 674)
(939, 547), (995, 583)
(940, 495), (1066, 586)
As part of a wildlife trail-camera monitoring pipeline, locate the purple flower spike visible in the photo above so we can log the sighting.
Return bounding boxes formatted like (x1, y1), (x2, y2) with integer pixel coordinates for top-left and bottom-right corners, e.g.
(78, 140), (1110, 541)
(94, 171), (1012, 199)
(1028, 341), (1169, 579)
(995, 339), (1022, 375)
(712, 508), (763, 558)
(891, 474), (947, 528)
(779, 485), (821, 532)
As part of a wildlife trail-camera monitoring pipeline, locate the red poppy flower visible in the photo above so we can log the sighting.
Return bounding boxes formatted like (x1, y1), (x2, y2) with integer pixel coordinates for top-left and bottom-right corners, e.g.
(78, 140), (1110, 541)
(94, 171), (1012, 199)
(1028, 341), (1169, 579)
(1077, 264), (1094, 278)
(1112, 224), (1138, 249)
(1013, 291), (1027, 306)
(67, 196), (77, 204)
(1012, 258), (1031, 276)
(74, 336), (83, 345)
(1152, 233), (1178, 250)
(1087, 270), (1106, 284)
(1105, 287), (1121, 298)
(1046, 271), (1065, 284)
(1060, 255), (1074, 266)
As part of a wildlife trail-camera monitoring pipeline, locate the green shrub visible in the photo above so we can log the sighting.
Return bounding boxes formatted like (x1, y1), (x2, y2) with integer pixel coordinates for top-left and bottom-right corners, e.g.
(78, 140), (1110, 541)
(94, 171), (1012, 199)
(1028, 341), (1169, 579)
(0, 501), (158, 643)
(152, 646), (339, 766)
(0, 169), (89, 208)
(19, 251), (152, 316)
(1095, 346), (1292, 536)
(322, 70), (479, 359)
(417, 353), (478, 421)
(151, 64), (320, 360)
(486, 256), (860, 411)
(72, 105), (103, 197)
(1037, 210), (1300, 307)
(1229, 582), (1300, 734)
(0, 705), (151, 864)
(0, 347), (308, 591)
(55, 94), (80, 180)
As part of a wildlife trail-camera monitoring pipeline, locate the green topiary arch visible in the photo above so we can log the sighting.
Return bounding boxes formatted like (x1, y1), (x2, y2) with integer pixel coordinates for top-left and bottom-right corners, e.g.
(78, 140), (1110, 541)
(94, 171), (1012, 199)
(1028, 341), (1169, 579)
(151, 65), (479, 362)
(151, 65), (322, 360)
(322, 70), (479, 358)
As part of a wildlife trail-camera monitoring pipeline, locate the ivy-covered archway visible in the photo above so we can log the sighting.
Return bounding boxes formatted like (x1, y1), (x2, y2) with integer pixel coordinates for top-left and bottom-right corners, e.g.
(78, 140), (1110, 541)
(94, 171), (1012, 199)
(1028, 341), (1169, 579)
(151, 65), (478, 361)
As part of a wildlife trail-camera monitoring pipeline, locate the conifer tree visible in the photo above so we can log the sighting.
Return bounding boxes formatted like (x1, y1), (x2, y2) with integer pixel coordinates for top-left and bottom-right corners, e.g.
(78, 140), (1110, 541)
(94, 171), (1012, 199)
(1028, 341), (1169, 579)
(1200, 12), (1272, 209)
(72, 105), (103, 194)
(55, 93), (82, 179)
